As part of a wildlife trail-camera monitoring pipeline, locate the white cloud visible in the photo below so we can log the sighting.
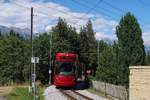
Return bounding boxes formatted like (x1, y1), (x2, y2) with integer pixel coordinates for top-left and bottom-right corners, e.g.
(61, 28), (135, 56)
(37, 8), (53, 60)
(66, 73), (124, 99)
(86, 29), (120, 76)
(45, 24), (56, 32)
(95, 31), (150, 47)
(0, 0), (119, 44)
(1, 0), (150, 47)
(95, 32), (116, 42)
(142, 31), (150, 47)
(0, 0), (118, 34)
(93, 16), (118, 33)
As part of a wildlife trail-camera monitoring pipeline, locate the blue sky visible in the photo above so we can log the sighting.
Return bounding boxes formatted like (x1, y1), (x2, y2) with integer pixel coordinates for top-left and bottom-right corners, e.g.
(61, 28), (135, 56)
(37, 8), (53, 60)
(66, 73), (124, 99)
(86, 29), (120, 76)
(0, 0), (150, 46)
(52, 0), (150, 26)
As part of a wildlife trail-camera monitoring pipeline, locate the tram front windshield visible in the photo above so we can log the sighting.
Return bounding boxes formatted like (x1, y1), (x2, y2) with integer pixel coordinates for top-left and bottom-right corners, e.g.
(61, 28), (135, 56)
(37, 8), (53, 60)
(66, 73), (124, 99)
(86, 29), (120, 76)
(56, 62), (75, 75)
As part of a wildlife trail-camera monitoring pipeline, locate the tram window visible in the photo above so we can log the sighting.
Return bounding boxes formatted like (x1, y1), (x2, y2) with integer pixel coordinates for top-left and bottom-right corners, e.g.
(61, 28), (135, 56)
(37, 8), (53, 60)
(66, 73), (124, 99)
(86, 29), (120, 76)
(56, 62), (75, 75)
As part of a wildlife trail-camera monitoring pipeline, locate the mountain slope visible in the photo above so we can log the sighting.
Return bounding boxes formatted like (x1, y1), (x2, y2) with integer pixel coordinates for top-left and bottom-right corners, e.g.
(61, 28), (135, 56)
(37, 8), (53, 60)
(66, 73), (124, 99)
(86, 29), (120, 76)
(0, 25), (30, 38)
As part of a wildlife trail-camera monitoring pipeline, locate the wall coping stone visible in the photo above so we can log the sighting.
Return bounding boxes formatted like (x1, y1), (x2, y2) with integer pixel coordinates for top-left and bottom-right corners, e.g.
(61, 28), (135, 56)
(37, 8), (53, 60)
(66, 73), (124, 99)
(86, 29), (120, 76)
(129, 66), (150, 69)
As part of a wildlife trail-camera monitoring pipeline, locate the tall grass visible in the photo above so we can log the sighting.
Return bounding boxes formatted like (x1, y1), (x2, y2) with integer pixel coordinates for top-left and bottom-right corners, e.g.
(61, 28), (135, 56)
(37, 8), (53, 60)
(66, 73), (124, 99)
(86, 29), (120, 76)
(6, 86), (44, 100)
(6, 87), (32, 100)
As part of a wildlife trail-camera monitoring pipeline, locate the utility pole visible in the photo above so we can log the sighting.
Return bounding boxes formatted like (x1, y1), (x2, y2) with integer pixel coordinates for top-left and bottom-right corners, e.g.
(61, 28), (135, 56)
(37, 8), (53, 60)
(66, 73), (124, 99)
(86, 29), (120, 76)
(33, 59), (36, 100)
(29, 7), (33, 93)
(30, 7), (36, 100)
(31, 7), (33, 58)
(97, 40), (100, 68)
(31, 7), (33, 92)
(49, 32), (52, 85)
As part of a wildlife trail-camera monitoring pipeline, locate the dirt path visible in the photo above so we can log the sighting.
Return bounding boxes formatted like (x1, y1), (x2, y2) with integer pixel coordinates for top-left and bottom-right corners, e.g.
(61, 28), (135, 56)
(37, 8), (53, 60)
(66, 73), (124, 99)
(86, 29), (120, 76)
(0, 86), (13, 100)
(0, 86), (12, 96)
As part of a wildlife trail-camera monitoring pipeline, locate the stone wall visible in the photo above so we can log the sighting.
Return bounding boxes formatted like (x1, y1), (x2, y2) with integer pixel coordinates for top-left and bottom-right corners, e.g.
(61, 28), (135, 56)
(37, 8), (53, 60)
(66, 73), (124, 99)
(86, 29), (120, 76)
(92, 81), (128, 100)
(129, 66), (150, 100)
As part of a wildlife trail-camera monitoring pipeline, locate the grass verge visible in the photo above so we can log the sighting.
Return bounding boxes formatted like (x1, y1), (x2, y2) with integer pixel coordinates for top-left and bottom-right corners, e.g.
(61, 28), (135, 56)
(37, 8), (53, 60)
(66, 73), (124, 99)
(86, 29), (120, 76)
(6, 85), (44, 100)
(6, 87), (32, 100)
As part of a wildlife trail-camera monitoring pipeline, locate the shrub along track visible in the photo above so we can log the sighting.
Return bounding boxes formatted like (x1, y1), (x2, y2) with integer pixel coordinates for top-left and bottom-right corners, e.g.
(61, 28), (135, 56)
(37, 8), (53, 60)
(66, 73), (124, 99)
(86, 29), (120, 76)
(59, 89), (93, 100)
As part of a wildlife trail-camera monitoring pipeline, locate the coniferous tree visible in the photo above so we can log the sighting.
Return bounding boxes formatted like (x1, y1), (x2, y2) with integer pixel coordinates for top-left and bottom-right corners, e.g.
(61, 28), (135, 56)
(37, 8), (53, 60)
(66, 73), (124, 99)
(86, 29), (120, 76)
(116, 12), (145, 66)
(0, 31), (2, 37)
(9, 30), (16, 36)
(115, 12), (145, 86)
(79, 20), (97, 75)
(95, 43), (114, 82)
(0, 31), (30, 85)
(95, 41), (128, 86)
(33, 18), (79, 84)
(33, 33), (50, 84)
(86, 20), (97, 72)
(145, 52), (150, 65)
(51, 18), (78, 57)
(112, 42), (127, 85)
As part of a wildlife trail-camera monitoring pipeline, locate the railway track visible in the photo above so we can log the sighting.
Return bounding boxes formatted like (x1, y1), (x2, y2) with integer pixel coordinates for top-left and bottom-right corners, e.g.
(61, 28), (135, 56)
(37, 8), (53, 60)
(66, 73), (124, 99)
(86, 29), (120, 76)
(59, 89), (93, 100)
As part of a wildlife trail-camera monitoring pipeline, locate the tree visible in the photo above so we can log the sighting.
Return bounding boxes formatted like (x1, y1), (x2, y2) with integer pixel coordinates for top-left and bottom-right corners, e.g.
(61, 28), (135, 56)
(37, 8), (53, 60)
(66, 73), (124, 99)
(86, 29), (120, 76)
(0, 31), (2, 37)
(79, 20), (97, 75)
(116, 12), (145, 66)
(0, 31), (30, 85)
(51, 18), (78, 58)
(145, 51), (150, 65)
(95, 42), (114, 82)
(9, 30), (16, 36)
(95, 41), (129, 86)
(33, 33), (50, 84)
(33, 18), (79, 84)
(112, 42), (128, 85)
(115, 12), (145, 86)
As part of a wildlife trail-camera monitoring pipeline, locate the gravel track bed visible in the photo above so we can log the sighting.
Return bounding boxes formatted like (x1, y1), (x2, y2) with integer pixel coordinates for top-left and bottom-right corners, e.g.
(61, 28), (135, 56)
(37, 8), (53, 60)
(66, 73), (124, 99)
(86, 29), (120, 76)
(44, 85), (109, 100)
(77, 90), (109, 100)
(44, 85), (67, 100)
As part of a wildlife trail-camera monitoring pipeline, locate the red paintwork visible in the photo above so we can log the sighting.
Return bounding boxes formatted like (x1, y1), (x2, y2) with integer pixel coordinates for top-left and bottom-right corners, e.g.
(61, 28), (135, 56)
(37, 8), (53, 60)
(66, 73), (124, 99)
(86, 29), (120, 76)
(53, 52), (77, 87)
(55, 53), (77, 62)
(54, 75), (76, 87)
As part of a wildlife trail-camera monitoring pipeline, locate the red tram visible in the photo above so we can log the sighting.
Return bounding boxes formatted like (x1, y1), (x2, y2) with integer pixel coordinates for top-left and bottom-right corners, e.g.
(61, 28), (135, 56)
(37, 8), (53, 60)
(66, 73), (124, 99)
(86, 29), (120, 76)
(52, 52), (78, 87)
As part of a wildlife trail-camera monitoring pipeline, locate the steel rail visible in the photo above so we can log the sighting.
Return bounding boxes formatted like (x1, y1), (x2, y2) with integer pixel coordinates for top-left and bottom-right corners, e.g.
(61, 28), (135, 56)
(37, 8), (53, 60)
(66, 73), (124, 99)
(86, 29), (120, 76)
(72, 90), (93, 100)
(60, 90), (76, 100)
(59, 89), (93, 100)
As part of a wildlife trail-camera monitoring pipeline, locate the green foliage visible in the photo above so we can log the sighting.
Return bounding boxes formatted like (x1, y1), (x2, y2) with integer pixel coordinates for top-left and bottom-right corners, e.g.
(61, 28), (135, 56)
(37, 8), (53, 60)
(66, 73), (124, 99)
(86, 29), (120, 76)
(6, 87), (32, 100)
(51, 18), (79, 56)
(116, 12), (145, 65)
(33, 33), (50, 84)
(95, 41), (129, 86)
(116, 12), (145, 86)
(95, 42), (115, 83)
(0, 18), (80, 85)
(145, 51), (150, 65)
(79, 20), (97, 75)
(95, 12), (145, 87)
(0, 31), (2, 37)
(0, 14), (145, 87)
(36, 85), (44, 100)
(0, 32), (30, 85)
(6, 86), (44, 100)
(33, 18), (79, 84)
